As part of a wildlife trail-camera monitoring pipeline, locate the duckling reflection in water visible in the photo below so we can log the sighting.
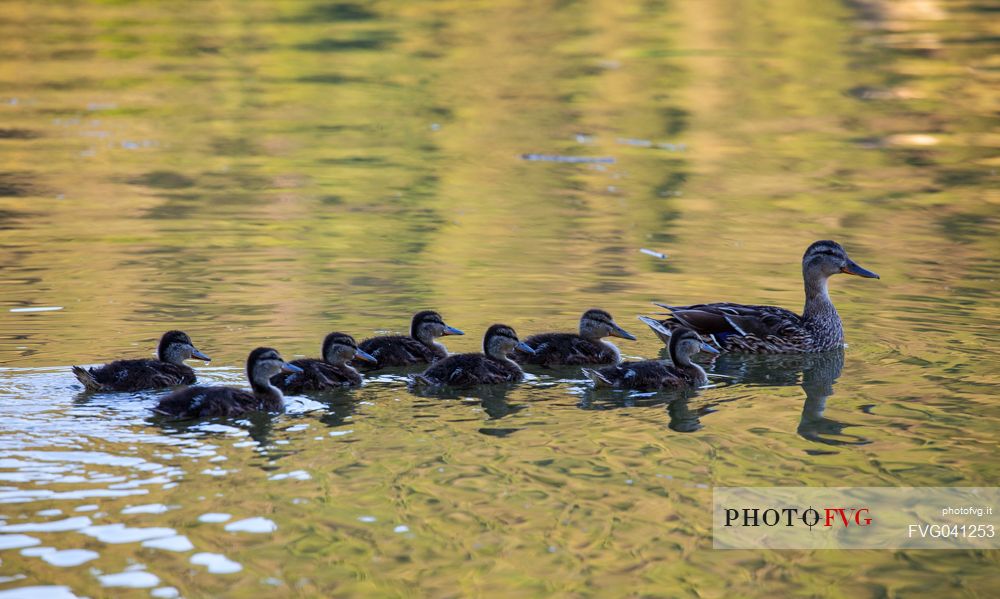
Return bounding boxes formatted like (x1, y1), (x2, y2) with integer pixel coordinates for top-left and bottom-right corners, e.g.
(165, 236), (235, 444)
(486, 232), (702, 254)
(153, 347), (301, 419)
(73, 330), (211, 392)
(271, 332), (376, 393)
(643, 240), (879, 353)
(584, 328), (719, 390)
(410, 324), (534, 387)
(357, 310), (464, 369)
(513, 308), (636, 366)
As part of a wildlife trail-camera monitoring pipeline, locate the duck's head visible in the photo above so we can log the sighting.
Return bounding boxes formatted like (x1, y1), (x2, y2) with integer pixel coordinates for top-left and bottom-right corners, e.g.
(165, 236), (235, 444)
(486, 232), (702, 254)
(247, 347), (301, 387)
(484, 324), (534, 359)
(158, 330), (211, 365)
(803, 240), (879, 282)
(579, 308), (636, 341)
(411, 310), (464, 342)
(668, 327), (719, 365)
(322, 332), (376, 366)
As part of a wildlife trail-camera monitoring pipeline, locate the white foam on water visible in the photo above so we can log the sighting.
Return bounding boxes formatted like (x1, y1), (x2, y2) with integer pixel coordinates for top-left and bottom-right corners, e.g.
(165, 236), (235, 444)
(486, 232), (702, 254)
(190, 552), (242, 574)
(328, 429), (353, 437)
(224, 517), (276, 533)
(394, 525), (410, 533)
(80, 523), (175, 543)
(35, 509), (61, 516)
(268, 470), (310, 481)
(121, 503), (170, 515)
(0, 586), (80, 598)
(0, 534), (40, 550)
(151, 587), (180, 598)
(9, 307), (63, 313)
(0, 517), (91, 533)
(26, 548), (99, 567)
(198, 512), (231, 523)
(357, 516), (376, 523)
(141, 535), (193, 552)
(97, 571), (160, 588)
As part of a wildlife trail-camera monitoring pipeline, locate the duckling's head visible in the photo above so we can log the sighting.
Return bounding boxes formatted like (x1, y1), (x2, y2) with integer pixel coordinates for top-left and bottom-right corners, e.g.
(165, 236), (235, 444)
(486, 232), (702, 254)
(158, 330), (211, 365)
(668, 327), (719, 365)
(322, 332), (376, 366)
(247, 347), (301, 387)
(579, 308), (637, 341)
(484, 324), (534, 359)
(803, 240), (879, 283)
(411, 310), (464, 342)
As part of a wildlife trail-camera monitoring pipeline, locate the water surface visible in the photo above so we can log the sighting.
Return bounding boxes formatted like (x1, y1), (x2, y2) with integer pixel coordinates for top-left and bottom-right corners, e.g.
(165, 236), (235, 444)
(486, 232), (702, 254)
(0, 0), (998, 596)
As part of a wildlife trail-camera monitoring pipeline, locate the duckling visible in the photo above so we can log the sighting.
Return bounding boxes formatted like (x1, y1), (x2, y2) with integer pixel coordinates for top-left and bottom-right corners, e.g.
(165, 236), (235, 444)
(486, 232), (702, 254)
(411, 324), (535, 387)
(643, 240), (879, 353)
(514, 308), (636, 366)
(271, 332), (377, 393)
(583, 328), (719, 391)
(72, 330), (211, 392)
(357, 310), (464, 369)
(153, 347), (301, 419)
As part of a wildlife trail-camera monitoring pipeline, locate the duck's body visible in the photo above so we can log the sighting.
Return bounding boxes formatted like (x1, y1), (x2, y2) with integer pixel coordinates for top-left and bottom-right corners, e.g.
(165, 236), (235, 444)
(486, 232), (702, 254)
(154, 347), (300, 419)
(515, 309), (636, 366)
(585, 328), (717, 391)
(271, 333), (376, 393)
(644, 241), (879, 354)
(412, 324), (534, 387)
(73, 331), (210, 392)
(358, 311), (463, 369)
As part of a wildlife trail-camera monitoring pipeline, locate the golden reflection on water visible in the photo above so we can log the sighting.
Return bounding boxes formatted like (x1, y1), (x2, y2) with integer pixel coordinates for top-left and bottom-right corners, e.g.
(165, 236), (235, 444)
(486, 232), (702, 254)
(0, 0), (998, 596)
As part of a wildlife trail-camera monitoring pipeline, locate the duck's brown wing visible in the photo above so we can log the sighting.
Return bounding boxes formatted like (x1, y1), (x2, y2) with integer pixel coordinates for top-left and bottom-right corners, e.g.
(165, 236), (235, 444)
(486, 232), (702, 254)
(154, 386), (259, 418)
(516, 333), (615, 366)
(657, 303), (800, 336)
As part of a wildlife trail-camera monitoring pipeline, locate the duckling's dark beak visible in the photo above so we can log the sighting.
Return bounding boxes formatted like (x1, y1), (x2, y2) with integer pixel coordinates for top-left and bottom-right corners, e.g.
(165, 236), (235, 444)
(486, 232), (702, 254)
(609, 323), (637, 341)
(443, 325), (464, 336)
(190, 348), (211, 362)
(354, 348), (378, 364)
(516, 341), (535, 354)
(700, 342), (721, 354)
(281, 362), (303, 374)
(841, 260), (879, 279)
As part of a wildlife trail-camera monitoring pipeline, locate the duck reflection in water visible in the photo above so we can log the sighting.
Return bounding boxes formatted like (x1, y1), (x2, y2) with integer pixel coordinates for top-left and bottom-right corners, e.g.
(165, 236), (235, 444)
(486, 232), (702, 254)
(410, 382), (526, 421)
(705, 348), (871, 447)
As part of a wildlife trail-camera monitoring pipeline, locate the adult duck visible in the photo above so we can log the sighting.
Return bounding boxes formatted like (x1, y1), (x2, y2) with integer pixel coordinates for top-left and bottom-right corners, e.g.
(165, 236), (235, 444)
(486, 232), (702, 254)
(642, 240), (879, 353)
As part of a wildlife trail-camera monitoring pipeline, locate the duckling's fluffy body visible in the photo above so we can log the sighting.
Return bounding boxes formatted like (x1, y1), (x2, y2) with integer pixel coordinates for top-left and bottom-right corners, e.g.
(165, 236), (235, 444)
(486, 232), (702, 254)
(585, 328), (715, 391)
(154, 347), (296, 419)
(73, 330), (210, 392)
(515, 309), (635, 366)
(586, 359), (702, 391)
(412, 324), (531, 387)
(75, 359), (196, 392)
(358, 311), (463, 369)
(417, 352), (525, 386)
(271, 333), (374, 393)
